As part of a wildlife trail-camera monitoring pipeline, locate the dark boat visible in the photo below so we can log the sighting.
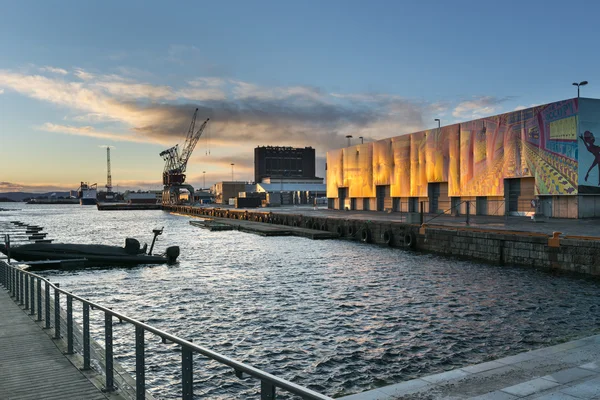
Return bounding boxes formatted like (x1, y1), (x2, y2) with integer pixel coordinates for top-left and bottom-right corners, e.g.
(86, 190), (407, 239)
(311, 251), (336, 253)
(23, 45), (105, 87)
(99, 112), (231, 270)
(0, 228), (179, 270)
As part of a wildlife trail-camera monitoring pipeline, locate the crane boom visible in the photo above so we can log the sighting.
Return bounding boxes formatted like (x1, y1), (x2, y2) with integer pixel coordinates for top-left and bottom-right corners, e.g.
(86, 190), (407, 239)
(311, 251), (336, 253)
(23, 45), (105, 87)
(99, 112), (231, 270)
(159, 109), (209, 187)
(179, 117), (209, 173)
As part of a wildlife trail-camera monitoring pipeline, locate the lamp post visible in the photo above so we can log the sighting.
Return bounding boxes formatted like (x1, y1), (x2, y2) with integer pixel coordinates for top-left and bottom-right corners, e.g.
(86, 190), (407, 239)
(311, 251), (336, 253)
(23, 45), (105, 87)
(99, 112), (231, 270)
(230, 163), (234, 182)
(573, 81), (588, 98)
(359, 136), (364, 144)
(203, 171), (206, 189)
(345, 135), (353, 147)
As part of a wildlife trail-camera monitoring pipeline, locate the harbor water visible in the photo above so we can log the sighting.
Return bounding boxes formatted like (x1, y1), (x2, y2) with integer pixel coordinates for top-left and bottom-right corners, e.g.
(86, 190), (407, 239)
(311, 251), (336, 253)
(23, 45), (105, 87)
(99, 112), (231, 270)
(1, 203), (599, 399)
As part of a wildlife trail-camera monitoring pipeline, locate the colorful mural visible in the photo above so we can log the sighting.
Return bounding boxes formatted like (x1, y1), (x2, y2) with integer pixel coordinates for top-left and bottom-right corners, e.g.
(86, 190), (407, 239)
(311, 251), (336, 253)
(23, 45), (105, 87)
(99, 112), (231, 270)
(578, 99), (600, 194)
(326, 98), (582, 199)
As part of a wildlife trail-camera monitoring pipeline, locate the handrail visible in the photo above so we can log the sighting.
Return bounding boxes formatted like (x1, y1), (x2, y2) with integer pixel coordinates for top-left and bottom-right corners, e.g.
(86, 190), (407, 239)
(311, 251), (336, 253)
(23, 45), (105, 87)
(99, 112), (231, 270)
(0, 262), (333, 400)
(424, 200), (468, 224)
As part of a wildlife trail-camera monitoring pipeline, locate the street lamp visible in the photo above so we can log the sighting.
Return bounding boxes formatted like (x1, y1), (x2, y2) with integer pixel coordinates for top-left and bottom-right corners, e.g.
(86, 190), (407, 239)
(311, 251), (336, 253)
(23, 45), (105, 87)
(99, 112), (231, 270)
(359, 136), (364, 144)
(345, 135), (353, 147)
(203, 171), (206, 189)
(230, 163), (234, 181)
(573, 81), (588, 98)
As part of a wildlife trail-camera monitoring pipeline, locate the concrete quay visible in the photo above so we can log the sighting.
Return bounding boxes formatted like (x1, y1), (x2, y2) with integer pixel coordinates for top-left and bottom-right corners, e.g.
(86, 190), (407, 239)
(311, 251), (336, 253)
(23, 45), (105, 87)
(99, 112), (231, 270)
(164, 205), (600, 276)
(338, 334), (600, 400)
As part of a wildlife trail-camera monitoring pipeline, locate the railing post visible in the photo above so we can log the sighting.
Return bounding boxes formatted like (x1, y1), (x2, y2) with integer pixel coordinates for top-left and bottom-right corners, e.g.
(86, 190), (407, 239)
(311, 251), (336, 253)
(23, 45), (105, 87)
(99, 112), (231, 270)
(24, 274), (29, 310)
(54, 283), (61, 339)
(66, 295), (74, 354)
(105, 312), (114, 391)
(36, 278), (42, 321)
(261, 381), (276, 400)
(420, 201), (424, 225)
(136, 325), (146, 400)
(182, 345), (193, 400)
(44, 281), (51, 329)
(19, 270), (24, 305)
(82, 303), (91, 370)
(30, 276), (35, 315)
(466, 201), (470, 226)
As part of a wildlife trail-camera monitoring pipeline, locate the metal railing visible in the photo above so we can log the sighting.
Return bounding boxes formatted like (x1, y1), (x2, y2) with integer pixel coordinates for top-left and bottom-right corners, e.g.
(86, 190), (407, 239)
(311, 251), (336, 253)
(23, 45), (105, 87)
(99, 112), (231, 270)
(0, 261), (333, 400)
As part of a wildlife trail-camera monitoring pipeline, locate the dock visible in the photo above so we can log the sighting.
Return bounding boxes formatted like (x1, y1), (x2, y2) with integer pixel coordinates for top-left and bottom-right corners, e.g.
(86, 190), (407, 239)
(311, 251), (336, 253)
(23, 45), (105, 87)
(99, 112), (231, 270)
(0, 277), (114, 400)
(189, 216), (339, 239)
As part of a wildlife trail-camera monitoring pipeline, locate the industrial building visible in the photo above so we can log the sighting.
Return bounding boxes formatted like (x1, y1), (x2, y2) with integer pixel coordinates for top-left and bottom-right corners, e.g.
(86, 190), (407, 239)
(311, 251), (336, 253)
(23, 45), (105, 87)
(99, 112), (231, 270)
(254, 146), (318, 183)
(326, 98), (600, 218)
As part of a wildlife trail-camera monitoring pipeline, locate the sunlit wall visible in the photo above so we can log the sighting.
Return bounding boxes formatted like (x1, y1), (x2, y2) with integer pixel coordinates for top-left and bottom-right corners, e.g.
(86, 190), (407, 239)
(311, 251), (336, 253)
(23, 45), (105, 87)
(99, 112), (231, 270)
(327, 98), (586, 199)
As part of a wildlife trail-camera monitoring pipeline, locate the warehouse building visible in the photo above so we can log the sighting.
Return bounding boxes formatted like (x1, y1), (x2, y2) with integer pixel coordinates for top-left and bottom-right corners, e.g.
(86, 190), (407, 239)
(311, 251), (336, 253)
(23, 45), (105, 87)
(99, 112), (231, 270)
(326, 98), (600, 218)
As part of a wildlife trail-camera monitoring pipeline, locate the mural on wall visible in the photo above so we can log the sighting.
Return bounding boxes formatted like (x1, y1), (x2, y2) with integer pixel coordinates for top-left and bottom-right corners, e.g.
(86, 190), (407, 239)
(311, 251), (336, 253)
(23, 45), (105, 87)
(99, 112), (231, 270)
(410, 131), (427, 197)
(578, 99), (600, 193)
(372, 139), (393, 186)
(326, 149), (343, 198)
(326, 98), (581, 199)
(391, 134), (411, 197)
(426, 126), (450, 183)
(344, 144), (374, 198)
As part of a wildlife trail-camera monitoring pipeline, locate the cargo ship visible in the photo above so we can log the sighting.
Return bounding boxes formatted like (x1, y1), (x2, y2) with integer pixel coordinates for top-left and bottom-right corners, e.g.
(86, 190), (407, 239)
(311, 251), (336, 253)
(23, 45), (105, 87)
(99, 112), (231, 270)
(77, 182), (98, 205)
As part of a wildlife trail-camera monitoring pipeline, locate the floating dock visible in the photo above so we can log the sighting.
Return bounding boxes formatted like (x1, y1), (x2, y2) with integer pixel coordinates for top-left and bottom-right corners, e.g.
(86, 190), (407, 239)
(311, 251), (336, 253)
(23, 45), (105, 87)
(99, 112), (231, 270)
(189, 216), (338, 239)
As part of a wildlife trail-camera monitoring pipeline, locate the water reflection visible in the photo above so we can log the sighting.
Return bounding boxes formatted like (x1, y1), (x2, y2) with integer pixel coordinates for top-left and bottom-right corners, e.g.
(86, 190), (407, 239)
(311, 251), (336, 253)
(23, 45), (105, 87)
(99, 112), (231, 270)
(1, 204), (599, 398)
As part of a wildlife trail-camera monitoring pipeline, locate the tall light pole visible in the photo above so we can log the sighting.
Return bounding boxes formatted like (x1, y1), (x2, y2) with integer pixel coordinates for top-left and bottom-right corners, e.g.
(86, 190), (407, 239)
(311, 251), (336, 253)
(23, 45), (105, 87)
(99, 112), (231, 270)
(203, 171), (206, 189)
(230, 163), (234, 182)
(359, 136), (364, 144)
(573, 81), (588, 98)
(345, 135), (353, 147)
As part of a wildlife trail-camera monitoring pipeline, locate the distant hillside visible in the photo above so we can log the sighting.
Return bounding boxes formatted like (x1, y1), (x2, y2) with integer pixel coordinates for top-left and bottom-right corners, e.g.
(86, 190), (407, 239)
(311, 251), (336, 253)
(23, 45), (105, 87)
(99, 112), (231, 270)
(0, 192), (71, 202)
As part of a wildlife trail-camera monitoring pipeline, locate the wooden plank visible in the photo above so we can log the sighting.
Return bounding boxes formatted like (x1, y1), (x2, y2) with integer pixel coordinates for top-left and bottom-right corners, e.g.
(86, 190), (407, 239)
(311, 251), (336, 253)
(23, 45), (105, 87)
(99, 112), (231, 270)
(0, 287), (115, 400)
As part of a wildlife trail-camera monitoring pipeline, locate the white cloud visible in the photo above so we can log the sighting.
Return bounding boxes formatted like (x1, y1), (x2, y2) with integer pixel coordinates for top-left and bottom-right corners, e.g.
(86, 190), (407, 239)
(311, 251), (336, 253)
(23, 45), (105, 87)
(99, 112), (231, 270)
(0, 88), (4, 95)
(39, 66), (68, 75)
(452, 96), (510, 120)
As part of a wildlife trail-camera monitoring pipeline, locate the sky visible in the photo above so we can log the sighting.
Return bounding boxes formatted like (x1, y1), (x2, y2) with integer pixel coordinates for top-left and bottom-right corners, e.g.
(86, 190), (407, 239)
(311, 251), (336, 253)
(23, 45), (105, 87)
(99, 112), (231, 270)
(1, 0), (600, 193)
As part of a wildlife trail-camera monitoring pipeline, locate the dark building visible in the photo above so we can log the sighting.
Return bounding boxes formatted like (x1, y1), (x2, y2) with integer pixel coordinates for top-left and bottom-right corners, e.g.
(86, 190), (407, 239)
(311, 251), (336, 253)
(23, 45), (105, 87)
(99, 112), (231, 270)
(254, 146), (316, 183)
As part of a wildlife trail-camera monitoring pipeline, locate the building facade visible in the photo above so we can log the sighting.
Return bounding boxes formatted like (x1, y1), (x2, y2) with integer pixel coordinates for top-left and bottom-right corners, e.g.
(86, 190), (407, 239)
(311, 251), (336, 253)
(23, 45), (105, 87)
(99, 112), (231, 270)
(327, 98), (600, 218)
(254, 146), (316, 183)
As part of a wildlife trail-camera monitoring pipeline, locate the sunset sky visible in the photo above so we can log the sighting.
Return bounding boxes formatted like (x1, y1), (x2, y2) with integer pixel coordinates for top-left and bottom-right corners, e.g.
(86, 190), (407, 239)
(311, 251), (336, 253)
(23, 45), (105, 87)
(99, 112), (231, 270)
(1, 0), (599, 192)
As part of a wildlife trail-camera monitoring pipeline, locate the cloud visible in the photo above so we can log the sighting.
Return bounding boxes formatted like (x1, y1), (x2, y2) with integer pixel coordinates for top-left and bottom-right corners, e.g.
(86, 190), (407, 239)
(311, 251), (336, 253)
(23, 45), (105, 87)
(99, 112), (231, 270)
(39, 123), (161, 144)
(39, 66), (68, 75)
(0, 181), (75, 193)
(0, 88), (3, 95)
(452, 96), (512, 120)
(0, 67), (471, 175)
(514, 103), (540, 111)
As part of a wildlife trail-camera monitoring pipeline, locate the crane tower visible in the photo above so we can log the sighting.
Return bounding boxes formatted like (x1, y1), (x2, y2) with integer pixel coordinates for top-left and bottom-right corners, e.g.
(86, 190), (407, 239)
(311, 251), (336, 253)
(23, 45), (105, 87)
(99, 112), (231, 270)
(159, 108), (209, 204)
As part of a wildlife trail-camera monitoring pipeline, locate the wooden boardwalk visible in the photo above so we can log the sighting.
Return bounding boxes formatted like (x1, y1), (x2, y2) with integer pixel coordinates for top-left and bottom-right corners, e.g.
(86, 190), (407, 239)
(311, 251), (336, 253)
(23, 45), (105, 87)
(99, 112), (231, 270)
(0, 286), (110, 400)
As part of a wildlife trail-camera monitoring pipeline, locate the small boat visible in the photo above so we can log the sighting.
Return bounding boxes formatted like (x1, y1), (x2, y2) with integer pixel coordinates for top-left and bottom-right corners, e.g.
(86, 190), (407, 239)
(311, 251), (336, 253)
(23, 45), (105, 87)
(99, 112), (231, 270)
(0, 228), (179, 270)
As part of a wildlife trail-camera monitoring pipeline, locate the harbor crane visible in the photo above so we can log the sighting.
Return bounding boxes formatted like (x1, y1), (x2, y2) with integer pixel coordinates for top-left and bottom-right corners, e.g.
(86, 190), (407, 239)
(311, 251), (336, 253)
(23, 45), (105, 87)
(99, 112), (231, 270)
(159, 109), (209, 204)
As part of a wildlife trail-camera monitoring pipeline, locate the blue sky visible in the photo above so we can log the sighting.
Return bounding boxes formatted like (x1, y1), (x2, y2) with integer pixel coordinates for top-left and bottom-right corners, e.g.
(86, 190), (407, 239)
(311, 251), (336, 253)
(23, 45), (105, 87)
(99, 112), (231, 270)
(1, 0), (599, 192)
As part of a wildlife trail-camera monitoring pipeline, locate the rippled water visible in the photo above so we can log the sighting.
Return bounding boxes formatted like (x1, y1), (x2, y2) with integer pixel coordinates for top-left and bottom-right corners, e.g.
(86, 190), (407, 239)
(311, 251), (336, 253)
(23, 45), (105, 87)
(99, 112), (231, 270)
(1, 204), (599, 398)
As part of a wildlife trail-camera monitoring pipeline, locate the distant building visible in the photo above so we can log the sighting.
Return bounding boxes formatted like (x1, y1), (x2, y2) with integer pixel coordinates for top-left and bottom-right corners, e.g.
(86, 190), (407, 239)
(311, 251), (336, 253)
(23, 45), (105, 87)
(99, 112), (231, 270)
(212, 182), (251, 205)
(254, 146), (319, 183)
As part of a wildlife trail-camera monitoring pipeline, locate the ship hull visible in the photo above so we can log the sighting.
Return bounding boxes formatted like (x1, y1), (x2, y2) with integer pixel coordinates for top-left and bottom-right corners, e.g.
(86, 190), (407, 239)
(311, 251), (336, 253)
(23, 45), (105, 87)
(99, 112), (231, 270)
(80, 198), (97, 205)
